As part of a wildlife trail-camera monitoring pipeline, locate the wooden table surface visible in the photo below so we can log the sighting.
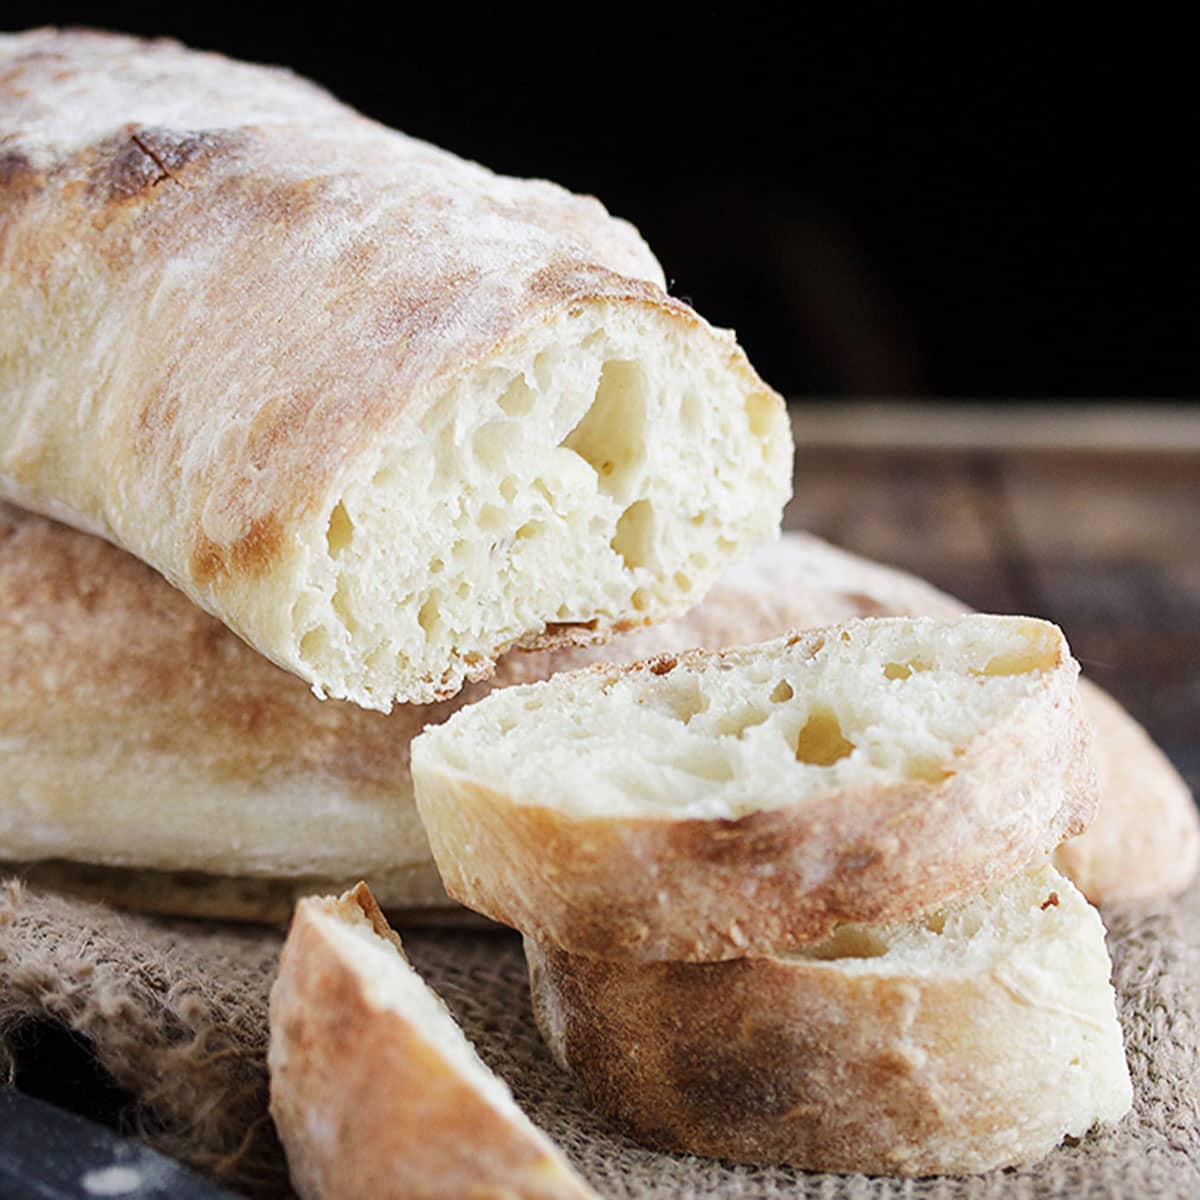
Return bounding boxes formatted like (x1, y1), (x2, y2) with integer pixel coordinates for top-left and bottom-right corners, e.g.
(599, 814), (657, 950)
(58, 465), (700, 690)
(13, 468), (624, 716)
(786, 404), (1200, 796)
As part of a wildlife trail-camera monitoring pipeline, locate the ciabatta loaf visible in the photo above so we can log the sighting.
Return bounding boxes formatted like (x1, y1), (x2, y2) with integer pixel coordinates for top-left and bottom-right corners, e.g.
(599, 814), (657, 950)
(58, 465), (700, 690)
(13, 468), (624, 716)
(0, 29), (790, 710)
(269, 884), (595, 1200)
(527, 865), (1132, 1175)
(4, 512), (1187, 920)
(412, 615), (1096, 960)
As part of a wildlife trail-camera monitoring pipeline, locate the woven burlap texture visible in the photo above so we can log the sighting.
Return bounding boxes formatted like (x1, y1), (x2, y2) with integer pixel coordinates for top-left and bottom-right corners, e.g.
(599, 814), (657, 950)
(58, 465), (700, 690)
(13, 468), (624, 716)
(1, 878), (1197, 1199)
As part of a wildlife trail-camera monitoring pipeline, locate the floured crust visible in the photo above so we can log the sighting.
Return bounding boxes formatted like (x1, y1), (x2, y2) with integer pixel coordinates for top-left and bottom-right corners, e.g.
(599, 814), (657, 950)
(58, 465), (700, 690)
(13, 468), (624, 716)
(526, 867), (1133, 1175)
(269, 883), (595, 1200)
(0, 29), (789, 709)
(413, 619), (1099, 961)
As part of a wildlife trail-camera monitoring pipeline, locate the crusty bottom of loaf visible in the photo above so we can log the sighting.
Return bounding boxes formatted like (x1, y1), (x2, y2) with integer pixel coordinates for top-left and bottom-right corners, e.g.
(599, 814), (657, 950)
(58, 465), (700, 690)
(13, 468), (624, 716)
(0, 859), (485, 927)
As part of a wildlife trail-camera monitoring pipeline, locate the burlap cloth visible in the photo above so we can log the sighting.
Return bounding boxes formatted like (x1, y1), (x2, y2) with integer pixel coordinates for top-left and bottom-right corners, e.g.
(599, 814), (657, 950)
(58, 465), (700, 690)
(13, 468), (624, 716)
(1, 879), (1196, 1199)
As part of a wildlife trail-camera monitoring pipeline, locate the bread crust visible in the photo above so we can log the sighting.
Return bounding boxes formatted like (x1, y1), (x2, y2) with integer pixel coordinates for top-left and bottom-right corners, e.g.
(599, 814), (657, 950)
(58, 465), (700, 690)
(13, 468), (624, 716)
(1056, 679), (1200, 902)
(414, 622), (1099, 961)
(269, 884), (594, 1199)
(0, 28), (786, 708)
(525, 869), (1132, 1175)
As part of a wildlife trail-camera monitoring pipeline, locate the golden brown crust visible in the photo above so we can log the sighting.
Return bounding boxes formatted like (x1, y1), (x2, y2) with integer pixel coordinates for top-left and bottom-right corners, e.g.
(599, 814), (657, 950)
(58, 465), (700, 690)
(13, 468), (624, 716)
(524, 871), (1132, 1175)
(415, 627), (1098, 961)
(269, 884), (595, 1200)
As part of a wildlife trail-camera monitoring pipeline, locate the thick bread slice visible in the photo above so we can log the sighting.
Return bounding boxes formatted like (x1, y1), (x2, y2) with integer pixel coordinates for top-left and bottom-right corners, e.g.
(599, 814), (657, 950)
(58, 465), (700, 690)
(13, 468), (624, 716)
(412, 615), (1097, 960)
(527, 865), (1133, 1176)
(0, 29), (790, 710)
(268, 884), (595, 1200)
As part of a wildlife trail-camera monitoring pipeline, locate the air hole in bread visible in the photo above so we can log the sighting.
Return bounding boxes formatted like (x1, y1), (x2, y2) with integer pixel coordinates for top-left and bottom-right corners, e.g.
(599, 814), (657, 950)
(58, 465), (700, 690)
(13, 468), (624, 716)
(516, 520), (543, 541)
(974, 647), (1058, 677)
(631, 587), (651, 613)
(611, 499), (655, 570)
(498, 375), (536, 417)
(673, 571), (691, 591)
(745, 390), (777, 438)
(770, 680), (794, 703)
(418, 595), (440, 638)
(499, 476), (518, 502)
(479, 504), (505, 532)
(883, 658), (932, 680)
(800, 925), (890, 960)
(532, 349), (557, 389)
(793, 708), (855, 766)
(325, 501), (354, 556)
(561, 359), (647, 501)
(299, 626), (330, 664)
(661, 678), (707, 723)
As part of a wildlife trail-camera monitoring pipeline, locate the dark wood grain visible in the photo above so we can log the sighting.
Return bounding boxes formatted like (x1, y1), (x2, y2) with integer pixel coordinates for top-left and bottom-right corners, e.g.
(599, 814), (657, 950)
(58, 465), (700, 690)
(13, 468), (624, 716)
(786, 444), (1200, 794)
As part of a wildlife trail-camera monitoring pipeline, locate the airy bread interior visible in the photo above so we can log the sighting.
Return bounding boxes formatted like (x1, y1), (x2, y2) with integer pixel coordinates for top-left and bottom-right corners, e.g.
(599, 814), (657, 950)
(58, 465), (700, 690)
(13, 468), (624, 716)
(288, 302), (791, 707)
(417, 615), (1069, 819)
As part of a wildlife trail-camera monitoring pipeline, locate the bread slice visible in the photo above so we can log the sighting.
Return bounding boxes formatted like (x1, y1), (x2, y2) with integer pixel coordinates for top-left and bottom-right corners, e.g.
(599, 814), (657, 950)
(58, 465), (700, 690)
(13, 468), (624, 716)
(268, 884), (595, 1199)
(0, 29), (790, 711)
(412, 615), (1097, 960)
(527, 864), (1132, 1176)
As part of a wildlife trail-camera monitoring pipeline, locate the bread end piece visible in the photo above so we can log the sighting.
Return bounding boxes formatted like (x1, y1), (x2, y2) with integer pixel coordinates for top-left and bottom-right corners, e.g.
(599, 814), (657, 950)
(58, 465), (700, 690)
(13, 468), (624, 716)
(527, 866), (1132, 1176)
(268, 883), (595, 1200)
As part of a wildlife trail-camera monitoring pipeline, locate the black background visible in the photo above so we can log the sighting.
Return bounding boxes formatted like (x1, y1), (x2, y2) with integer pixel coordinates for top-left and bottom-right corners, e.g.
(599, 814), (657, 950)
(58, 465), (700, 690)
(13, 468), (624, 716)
(4, 8), (1197, 399)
